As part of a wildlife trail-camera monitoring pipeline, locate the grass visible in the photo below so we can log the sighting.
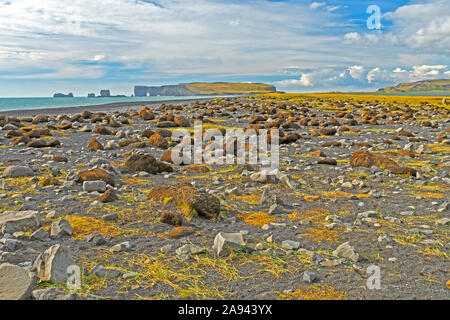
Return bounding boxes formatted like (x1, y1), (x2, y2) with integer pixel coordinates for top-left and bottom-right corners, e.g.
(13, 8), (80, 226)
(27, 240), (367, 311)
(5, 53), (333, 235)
(64, 216), (126, 240)
(236, 212), (280, 226)
(288, 209), (351, 243)
(255, 92), (450, 109)
(278, 285), (348, 300)
(185, 82), (275, 95)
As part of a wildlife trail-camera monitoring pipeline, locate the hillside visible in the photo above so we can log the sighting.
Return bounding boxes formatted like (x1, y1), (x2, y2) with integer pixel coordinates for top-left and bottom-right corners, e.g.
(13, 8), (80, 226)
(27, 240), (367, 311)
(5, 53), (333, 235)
(377, 79), (450, 93)
(134, 82), (276, 96)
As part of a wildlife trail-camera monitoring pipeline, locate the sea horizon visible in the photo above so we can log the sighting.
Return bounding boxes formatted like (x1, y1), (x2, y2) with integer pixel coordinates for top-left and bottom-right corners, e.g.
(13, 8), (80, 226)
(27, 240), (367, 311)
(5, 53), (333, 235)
(0, 95), (225, 112)
(1, 91), (449, 113)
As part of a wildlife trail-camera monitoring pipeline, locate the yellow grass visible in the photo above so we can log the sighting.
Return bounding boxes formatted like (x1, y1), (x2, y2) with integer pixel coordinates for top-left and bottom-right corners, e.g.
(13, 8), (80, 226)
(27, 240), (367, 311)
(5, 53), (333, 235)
(278, 285), (348, 300)
(237, 212), (280, 226)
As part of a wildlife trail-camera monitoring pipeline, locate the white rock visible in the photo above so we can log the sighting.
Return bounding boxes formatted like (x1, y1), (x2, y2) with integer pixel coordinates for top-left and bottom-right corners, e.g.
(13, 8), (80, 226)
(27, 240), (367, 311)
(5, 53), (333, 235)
(2, 166), (34, 178)
(83, 180), (106, 193)
(0, 263), (35, 300)
(33, 244), (75, 283)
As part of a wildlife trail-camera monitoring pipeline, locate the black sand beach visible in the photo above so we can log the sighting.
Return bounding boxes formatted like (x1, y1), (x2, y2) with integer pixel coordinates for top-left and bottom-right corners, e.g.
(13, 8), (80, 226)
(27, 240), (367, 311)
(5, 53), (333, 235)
(0, 97), (215, 117)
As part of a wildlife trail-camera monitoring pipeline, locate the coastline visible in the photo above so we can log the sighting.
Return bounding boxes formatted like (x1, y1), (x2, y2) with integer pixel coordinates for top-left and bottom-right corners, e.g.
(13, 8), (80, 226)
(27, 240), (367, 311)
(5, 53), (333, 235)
(0, 97), (217, 117)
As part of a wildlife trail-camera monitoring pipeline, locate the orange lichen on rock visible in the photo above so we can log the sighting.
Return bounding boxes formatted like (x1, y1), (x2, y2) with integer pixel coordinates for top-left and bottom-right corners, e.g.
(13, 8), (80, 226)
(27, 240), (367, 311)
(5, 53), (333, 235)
(350, 150), (417, 176)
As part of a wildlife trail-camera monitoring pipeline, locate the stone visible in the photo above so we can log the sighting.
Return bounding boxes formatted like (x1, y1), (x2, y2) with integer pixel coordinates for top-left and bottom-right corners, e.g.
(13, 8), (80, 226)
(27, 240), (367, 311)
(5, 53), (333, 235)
(173, 184), (220, 220)
(160, 211), (183, 226)
(332, 241), (359, 262)
(281, 240), (301, 250)
(350, 150), (416, 177)
(0, 251), (26, 264)
(50, 219), (73, 237)
(32, 287), (82, 300)
(268, 204), (282, 215)
(83, 180), (107, 193)
(317, 158), (337, 165)
(250, 170), (277, 183)
(33, 244), (75, 283)
(102, 213), (118, 221)
(123, 273), (138, 280)
(303, 270), (318, 283)
(1, 238), (22, 252)
(0, 211), (40, 234)
(88, 138), (103, 151)
(357, 211), (377, 218)
(213, 232), (247, 256)
(0, 263), (35, 300)
(175, 244), (205, 257)
(110, 241), (134, 253)
(437, 218), (450, 225)
(96, 189), (118, 203)
(148, 133), (169, 149)
(91, 265), (121, 279)
(125, 154), (173, 174)
(30, 229), (50, 241)
(78, 168), (116, 186)
(168, 226), (196, 239)
(86, 234), (107, 246)
(2, 166), (34, 178)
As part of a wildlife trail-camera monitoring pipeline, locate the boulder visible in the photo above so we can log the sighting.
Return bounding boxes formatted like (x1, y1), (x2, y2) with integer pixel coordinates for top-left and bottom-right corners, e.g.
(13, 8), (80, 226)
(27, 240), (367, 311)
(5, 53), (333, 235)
(350, 150), (417, 176)
(213, 232), (247, 256)
(83, 180), (107, 193)
(33, 244), (75, 283)
(0, 211), (40, 234)
(148, 133), (169, 149)
(160, 211), (183, 226)
(0, 263), (35, 300)
(2, 166), (34, 178)
(332, 241), (359, 262)
(88, 138), (104, 151)
(78, 168), (116, 186)
(50, 219), (73, 237)
(125, 154), (173, 174)
(168, 226), (196, 239)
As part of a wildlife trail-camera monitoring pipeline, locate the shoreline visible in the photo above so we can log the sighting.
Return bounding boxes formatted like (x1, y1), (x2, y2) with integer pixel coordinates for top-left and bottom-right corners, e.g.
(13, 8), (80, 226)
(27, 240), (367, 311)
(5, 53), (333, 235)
(0, 97), (218, 117)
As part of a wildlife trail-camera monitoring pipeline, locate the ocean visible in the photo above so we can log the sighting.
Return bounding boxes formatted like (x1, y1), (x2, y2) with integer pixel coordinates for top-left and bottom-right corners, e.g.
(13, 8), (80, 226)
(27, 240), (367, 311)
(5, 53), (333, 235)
(0, 96), (221, 112)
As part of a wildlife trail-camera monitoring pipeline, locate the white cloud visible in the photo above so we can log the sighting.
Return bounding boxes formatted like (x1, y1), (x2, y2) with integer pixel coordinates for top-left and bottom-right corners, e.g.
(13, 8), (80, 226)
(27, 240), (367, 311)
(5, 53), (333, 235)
(92, 55), (105, 61)
(386, 0), (450, 53)
(326, 6), (340, 12)
(310, 2), (326, 10)
(412, 65), (448, 79)
(344, 32), (361, 42)
(367, 65), (449, 84)
(277, 73), (314, 87)
(348, 65), (364, 79)
(0, 0), (348, 80)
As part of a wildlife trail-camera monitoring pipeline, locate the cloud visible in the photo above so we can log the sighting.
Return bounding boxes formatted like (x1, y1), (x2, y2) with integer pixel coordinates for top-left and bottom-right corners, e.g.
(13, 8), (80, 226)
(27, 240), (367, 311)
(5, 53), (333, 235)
(343, 32), (361, 42)
(367, 65), (449, 84)
(348, 65), (364, 79)
(277, 73), (314, 87)
(310, 2), (326, 10)
(385, 0), (450, 53)
(0, 0), (448, 96)
(0, 0), (343, 80)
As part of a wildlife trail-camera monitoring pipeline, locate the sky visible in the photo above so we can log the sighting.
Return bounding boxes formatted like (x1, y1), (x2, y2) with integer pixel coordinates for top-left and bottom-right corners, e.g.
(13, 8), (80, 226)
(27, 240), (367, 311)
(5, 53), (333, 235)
(0, 0), (449, 97)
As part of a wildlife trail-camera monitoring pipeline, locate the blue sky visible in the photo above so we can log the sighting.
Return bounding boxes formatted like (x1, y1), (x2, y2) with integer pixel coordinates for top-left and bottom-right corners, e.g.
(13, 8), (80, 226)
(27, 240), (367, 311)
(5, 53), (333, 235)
(0, 0), (448, 96)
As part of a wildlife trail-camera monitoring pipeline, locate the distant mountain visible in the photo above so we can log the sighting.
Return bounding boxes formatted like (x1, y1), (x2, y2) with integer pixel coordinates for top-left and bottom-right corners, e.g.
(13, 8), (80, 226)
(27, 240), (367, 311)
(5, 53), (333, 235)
(377, 79), (450, 93)
(134, 82), (276, 97)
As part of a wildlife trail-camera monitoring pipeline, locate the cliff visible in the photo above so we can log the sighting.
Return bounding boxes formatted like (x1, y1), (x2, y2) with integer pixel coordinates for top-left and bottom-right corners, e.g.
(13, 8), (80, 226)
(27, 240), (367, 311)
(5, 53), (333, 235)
(134, 82), (276, 97)
(53, 93), (74, 98)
